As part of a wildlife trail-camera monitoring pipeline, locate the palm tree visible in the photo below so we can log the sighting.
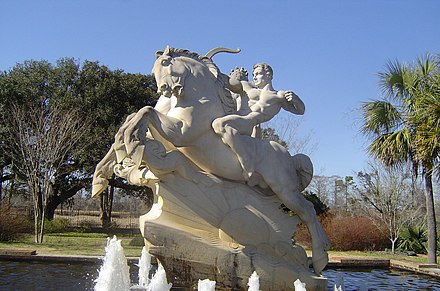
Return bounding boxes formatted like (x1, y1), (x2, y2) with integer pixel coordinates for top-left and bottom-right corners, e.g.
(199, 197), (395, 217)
(361, 54), (439, 264)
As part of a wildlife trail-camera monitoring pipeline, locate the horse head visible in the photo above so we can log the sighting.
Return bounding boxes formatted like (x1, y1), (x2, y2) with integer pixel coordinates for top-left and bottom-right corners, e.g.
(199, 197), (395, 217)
(152, 46), (188, 98)
(152, 47), (240, 99)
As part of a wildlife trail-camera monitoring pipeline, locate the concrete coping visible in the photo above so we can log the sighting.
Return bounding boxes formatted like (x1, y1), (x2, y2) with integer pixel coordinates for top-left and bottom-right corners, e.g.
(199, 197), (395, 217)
(0, 249), (37, 256)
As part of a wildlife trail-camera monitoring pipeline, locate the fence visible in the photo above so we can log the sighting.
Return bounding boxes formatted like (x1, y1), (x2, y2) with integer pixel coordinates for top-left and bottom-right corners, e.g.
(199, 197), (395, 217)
(54, 209), (141, 229)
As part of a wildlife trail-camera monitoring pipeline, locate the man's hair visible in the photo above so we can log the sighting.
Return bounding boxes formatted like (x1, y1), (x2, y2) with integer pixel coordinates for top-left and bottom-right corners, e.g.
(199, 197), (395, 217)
(253, 63), (273, 79)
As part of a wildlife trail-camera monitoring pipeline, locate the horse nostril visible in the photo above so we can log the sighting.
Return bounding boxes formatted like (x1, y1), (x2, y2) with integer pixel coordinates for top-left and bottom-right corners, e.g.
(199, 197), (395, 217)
(160, 84), (168, 91)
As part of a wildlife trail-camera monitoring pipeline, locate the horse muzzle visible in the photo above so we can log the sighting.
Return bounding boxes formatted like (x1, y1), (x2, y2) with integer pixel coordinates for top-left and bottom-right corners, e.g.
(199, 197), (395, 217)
(158, 83), (184, 98)
(158, 84), (173, 97)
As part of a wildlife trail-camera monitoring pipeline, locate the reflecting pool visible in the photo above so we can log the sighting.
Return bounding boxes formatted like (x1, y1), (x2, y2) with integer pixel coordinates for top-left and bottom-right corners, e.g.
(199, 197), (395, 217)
(1, 260), (440, 290)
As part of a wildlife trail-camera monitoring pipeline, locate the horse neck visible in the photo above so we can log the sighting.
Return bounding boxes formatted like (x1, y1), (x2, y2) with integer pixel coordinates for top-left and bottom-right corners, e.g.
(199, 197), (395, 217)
(183, 72), (224, 106)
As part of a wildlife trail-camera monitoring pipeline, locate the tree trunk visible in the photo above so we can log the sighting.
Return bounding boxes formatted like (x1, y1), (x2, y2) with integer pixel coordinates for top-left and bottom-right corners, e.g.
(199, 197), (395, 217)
(99, 176), (115, 228)
(100, 189), (112, 228)
(39, 208), (45, 243)
(391, 238), (397, 254)
(0, 166), (3, 206)
(46, 183), (85, 220)
(34, 210), (39, 243)
(46, 195), (61, 220)
(424, 168), (437, 264)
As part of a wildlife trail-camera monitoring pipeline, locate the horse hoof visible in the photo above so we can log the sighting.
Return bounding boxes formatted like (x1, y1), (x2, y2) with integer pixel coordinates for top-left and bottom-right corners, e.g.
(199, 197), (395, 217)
(91, 178), (109, 197)
(312, 251), (328, 275)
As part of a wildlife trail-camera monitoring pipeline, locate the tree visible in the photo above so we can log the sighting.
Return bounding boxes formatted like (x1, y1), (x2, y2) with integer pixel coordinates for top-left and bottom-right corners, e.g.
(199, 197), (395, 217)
(263, 115), (317, 155)
(361, 54), (439, 263)
(0, 59), (158, 225)
(5, 103), (90, 243)
(307, 175), (347, 211)
(334, 176), (354, 213)
(354, 165), (422, 253)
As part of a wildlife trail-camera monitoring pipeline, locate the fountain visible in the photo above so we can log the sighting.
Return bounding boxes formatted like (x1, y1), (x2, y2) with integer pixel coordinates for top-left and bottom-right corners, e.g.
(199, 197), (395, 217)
(95, 236), (172, 291)
(94, 236), (131, 291)
(247, 271), (260, 291)
(91, 46), (335, 289)
(93, 236), (318, 290)
(138, 246), (152, 288)
(197, 279), (216, 291)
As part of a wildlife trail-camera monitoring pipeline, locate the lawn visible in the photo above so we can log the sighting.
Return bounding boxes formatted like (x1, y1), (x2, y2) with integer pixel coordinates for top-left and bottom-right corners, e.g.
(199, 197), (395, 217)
(326, 250), (429, 265)
(0, 231), (433, 266)
(0, 232), (146, 257)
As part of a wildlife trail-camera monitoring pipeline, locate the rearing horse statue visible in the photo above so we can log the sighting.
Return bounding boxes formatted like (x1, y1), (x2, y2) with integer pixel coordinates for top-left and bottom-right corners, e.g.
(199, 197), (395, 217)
(92, 47), (330, 274)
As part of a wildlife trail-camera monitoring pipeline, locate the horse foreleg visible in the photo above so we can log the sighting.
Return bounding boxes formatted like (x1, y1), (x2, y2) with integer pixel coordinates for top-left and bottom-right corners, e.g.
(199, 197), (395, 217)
(113, 112), (137, 163)
(123, 107), (187, 158)
(92, 145), (117, 197)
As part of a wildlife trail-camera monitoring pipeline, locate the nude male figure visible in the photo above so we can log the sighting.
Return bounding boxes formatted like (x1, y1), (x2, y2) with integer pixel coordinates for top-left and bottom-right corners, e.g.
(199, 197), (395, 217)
(213, 63), (305, 178)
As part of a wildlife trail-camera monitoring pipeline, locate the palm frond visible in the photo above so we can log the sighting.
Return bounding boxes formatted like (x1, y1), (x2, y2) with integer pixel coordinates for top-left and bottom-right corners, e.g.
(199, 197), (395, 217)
(361, 100), (402, 136)
(368, 129), (411, 167)
(416, 54), (438, 78)
(378, 60), (411, 100)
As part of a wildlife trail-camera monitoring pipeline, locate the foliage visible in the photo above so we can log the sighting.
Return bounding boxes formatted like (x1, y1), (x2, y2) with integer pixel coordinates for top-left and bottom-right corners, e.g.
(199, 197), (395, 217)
(280, 191), (329, 217)
(0, 58), (158, 224)
(354, 164), (422, 253)
(78, 220), (95, 233)
(295, 215), (389, 251)
(325, 216), (389, 251)
(4, 103), (90, 243)
(261, 127), (289, 148)
(128, 235), (146, 247)
(0, 206), (33, 241)
(262, 114), (317, 155)
(302, 191), (329, 216)
(360, 53), (440, 263)
(44, 218), (70, 233)
(397, 225), (428, 254)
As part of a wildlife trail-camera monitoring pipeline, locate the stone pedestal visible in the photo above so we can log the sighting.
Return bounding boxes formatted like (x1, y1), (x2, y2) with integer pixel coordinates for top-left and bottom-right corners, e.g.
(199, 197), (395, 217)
(139, 173), (327, 290)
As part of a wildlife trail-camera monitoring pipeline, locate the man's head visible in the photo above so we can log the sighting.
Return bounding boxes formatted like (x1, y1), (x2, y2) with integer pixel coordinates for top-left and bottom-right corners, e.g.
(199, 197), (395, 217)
(253, 63), (273, 88)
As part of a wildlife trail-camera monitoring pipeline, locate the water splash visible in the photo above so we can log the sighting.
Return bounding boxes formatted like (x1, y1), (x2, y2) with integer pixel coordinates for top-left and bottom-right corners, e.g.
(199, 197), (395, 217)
(247, 271), (260, 291)
(294, 279), (307, 291)
(94, 236), (131, 291)
(146, 263), (172, 291)
(334, 272), (344, 291)
(138, 246), (152, 288)
(198, 278), (216, 291)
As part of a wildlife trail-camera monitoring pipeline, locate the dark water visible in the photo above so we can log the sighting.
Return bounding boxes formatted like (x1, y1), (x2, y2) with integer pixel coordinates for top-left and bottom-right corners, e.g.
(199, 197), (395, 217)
(1, 260), (439, 290)
(324, 268), (440, 291)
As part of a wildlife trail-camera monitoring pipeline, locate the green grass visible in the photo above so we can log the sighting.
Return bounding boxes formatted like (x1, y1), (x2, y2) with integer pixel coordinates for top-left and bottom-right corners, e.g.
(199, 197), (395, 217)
(0, 232), (432, 265)
(327, 250), (429, 265)
(0, 232), (145, 257)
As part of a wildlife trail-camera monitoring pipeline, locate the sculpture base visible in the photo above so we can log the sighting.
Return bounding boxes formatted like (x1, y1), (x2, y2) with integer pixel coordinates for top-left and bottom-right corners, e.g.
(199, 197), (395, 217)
(139, 173), (327, 290)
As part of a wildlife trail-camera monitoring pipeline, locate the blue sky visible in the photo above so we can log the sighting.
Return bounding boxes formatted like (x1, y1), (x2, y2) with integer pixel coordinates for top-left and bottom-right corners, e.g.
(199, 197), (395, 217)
(1, 0), (439, 177)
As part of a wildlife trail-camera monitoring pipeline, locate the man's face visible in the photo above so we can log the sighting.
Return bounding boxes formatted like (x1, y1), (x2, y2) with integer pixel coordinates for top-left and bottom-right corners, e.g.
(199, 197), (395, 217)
(253, 67), (271, 89)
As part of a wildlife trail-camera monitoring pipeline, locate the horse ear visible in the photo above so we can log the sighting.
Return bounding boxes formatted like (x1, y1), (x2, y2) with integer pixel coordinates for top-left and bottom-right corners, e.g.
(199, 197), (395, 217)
(156, 46), (171, 58)
(155, 50), (163, 59)
(164, 46), (170, 55)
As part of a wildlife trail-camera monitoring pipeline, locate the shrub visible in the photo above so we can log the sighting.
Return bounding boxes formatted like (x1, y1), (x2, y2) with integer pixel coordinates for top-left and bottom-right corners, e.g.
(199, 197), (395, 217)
(44, 218), (70, 233)
(129, 235), (145, 246)
(0, 206), (33, 241)
(397, 225), (428, 254)
(294, 215), (389, 251)
(78, 220), (95, 233)
(327, 216), (389, 250)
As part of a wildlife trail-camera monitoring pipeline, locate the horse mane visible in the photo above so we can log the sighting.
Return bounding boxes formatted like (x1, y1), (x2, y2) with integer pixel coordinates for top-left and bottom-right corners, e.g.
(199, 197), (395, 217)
(159, 47), (237, 114)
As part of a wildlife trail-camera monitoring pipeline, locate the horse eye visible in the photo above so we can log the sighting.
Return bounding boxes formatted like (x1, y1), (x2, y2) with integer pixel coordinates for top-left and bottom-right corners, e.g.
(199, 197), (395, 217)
(161, 59), (170, 66)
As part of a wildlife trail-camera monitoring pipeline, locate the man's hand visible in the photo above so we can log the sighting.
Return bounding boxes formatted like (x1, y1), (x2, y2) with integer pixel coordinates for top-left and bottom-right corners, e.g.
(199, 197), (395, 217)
(230, 67), (248, 82)
(285, 90), (295, 102)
